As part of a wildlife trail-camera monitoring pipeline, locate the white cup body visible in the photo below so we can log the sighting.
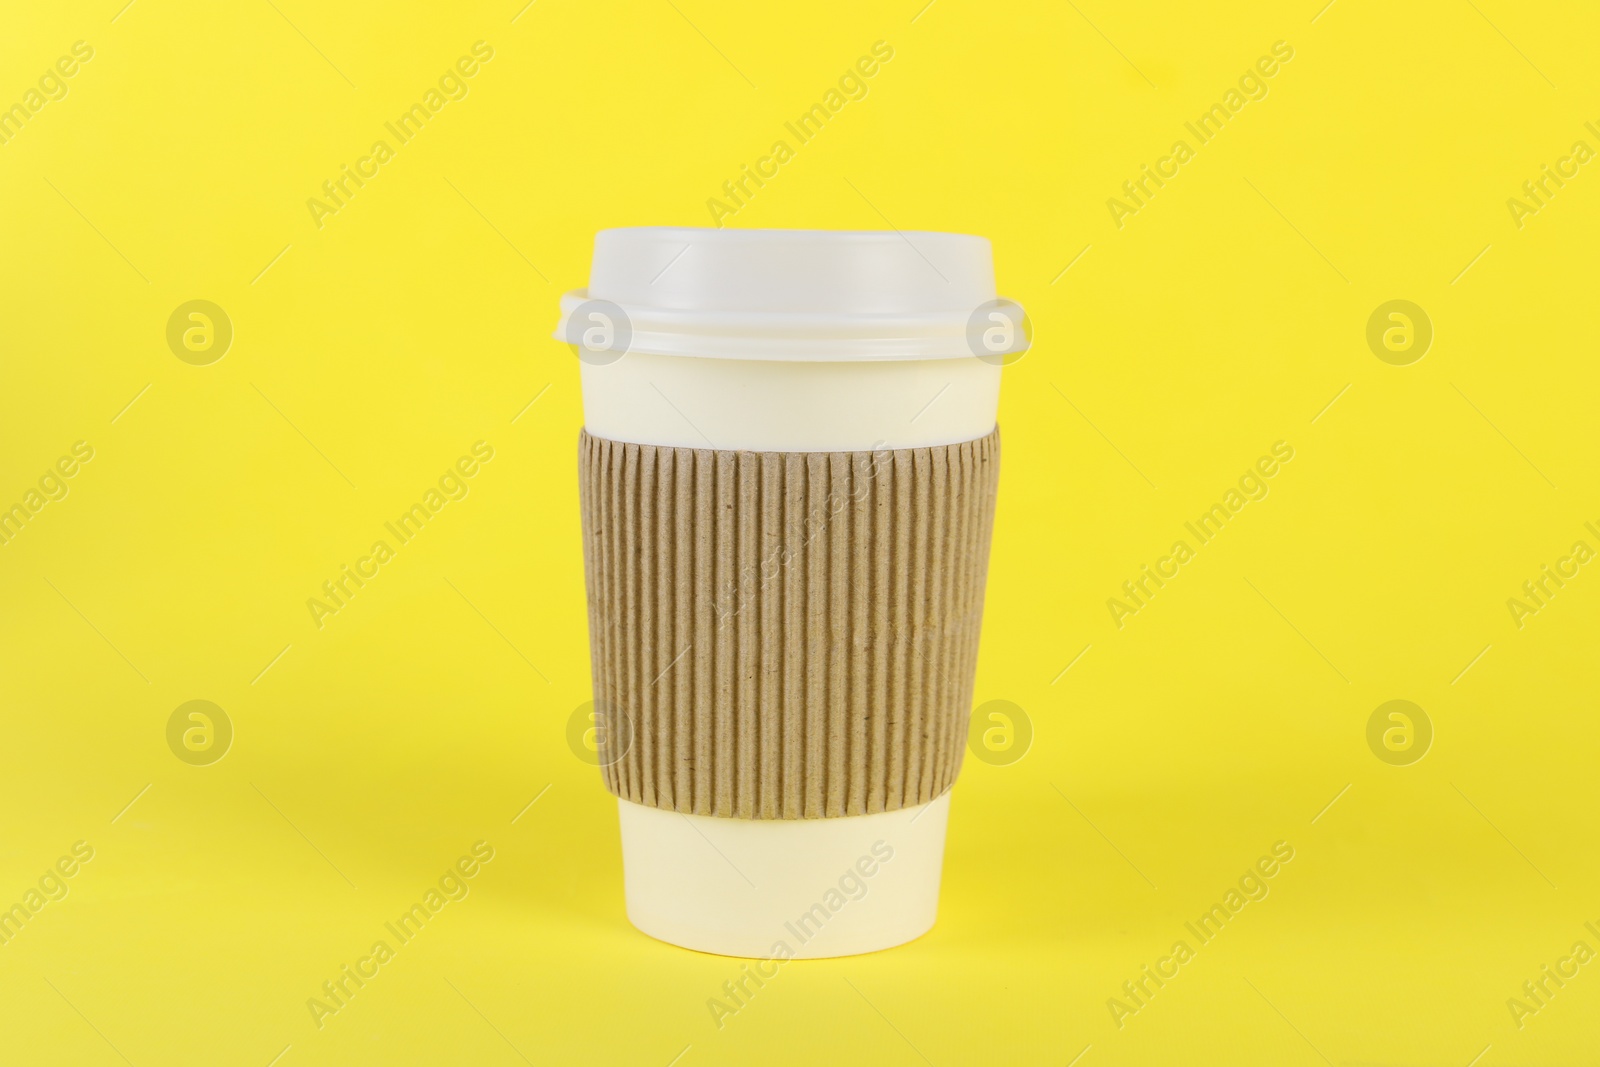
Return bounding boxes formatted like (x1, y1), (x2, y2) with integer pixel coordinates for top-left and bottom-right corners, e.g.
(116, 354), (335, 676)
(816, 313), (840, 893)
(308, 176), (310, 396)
(579, 350), (999, 453)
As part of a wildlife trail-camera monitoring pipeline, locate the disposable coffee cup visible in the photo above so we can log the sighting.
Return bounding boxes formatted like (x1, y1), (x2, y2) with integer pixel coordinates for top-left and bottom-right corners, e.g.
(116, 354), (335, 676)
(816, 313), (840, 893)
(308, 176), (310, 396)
(556, 228), (1026, 958)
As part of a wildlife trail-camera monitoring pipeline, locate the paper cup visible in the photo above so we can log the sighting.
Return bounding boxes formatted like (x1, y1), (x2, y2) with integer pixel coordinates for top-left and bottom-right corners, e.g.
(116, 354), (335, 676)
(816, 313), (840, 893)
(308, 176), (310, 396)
(558, 228), (1025, 958)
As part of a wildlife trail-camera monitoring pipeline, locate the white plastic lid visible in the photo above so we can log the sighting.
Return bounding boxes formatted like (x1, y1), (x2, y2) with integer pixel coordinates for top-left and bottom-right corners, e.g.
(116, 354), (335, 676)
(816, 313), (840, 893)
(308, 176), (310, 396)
(554, 227), (1027, 361)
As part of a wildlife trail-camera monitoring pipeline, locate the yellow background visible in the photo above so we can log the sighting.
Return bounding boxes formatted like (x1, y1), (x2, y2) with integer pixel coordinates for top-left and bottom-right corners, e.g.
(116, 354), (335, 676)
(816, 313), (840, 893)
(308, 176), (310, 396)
(2, 0), (1597, 1063)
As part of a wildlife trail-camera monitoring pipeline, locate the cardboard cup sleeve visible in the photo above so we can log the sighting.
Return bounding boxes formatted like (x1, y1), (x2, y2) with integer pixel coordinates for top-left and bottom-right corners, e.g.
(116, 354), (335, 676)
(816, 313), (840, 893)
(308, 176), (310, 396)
(578, 428), (1000, 821)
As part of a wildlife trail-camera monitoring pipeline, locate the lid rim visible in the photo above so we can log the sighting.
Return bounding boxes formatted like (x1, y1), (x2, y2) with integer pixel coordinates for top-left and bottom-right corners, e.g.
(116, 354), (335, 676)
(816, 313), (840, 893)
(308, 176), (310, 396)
(555, 289), (1029, 362)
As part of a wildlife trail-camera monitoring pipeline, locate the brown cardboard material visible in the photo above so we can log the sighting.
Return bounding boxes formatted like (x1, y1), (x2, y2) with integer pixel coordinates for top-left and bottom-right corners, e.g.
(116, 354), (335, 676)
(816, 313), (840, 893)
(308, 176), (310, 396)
(578, 429), (1000, 820)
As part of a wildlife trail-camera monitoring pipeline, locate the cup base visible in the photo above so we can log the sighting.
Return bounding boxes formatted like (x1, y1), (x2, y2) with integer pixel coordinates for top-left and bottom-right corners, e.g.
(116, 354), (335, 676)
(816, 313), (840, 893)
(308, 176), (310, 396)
(617, 793), (950, 959)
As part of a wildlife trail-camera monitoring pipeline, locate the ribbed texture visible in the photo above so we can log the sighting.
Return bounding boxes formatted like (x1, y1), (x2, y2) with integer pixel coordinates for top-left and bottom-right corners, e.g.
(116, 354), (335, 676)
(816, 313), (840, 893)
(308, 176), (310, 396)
(578, 429), (1000, 820)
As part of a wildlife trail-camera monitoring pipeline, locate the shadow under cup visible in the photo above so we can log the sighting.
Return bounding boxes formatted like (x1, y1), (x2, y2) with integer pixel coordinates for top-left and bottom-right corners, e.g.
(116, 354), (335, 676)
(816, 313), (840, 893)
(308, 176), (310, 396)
(558, 227), (1025, 958)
